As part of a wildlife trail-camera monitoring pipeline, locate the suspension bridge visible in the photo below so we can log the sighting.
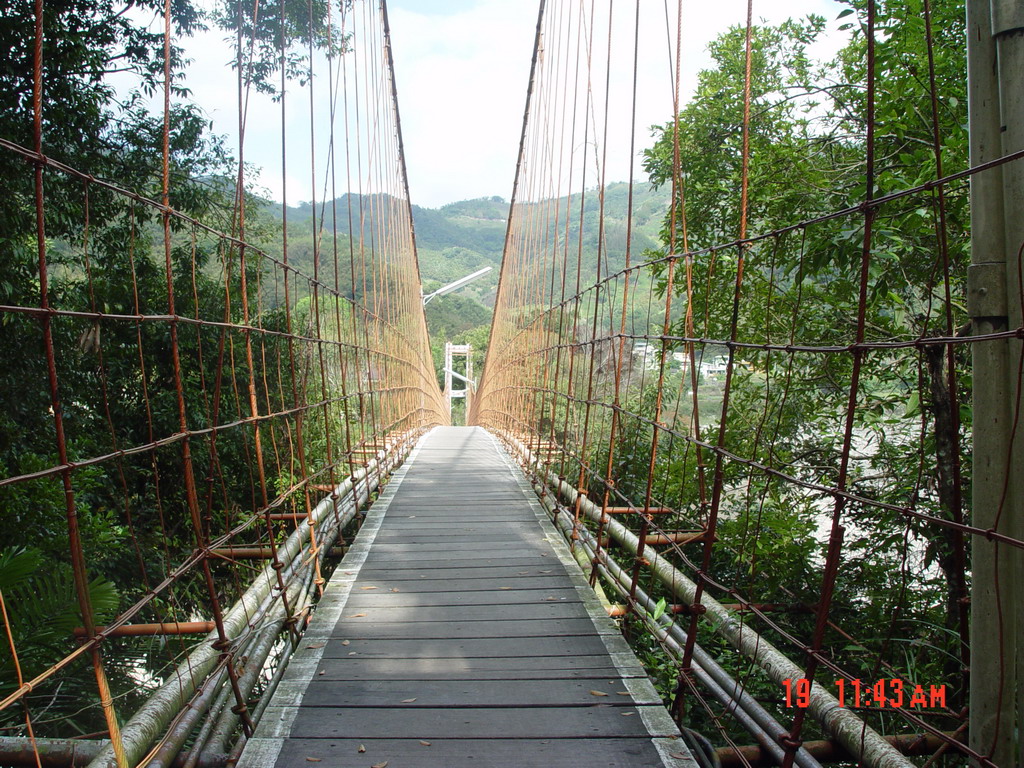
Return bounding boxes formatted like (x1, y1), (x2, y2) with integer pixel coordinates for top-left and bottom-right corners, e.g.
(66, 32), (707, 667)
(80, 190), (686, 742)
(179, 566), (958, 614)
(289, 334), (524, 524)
(237, 427), (689, 768)
(0, 1), (1022, 768)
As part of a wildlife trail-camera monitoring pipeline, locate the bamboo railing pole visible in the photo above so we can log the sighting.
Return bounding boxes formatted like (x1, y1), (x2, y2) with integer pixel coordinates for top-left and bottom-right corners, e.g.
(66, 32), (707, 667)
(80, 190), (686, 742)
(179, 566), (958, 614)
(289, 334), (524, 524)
(501, 432), (916, 768)
(85, 442), (412, 768)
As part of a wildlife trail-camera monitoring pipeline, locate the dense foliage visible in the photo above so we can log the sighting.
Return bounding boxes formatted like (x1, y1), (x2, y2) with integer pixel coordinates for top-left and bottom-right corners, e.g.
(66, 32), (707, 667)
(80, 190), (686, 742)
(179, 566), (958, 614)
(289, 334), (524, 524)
(627, 0), (971, 743)
(0, 0), (346, 735)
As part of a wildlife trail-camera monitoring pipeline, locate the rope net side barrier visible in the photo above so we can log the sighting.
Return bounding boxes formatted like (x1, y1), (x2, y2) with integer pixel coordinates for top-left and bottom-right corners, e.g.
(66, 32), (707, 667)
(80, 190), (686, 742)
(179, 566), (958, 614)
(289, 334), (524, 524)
(0, 0), (445, 765)
(471, 1), (1023, 766)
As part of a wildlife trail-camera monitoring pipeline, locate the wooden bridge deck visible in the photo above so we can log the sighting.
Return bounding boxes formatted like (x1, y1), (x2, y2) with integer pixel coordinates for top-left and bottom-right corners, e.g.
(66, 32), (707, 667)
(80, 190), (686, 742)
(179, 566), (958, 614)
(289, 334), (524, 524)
(239, 427), (696, 768)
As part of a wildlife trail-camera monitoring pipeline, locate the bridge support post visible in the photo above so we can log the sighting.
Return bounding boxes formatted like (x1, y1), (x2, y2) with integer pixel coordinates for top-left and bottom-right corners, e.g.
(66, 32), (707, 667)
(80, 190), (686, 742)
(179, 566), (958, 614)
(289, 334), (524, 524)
(443, 343), (474, 423)
(966, 1), (1023, 765)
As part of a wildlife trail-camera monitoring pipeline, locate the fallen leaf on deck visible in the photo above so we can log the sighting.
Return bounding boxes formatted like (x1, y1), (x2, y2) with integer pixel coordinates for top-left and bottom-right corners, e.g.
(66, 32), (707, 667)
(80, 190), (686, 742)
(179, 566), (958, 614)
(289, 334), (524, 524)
(341, 640), (350, 646)
(351, 613), (366, 617)
(419, 740), (431, 746)
(621, 711), (635, 716)
(499, 586), (512, 590)
(400, 698), (417, 703)
(305, 758), (321, 762)
(318, 671), (325, 676)
(669, 753), (688, 760)
(360, 586), (378, 590)
(306, 642), (325, 649)
(348, 651), (357, 655)
(589, 690), (609, 697)
(358, 745), (366, 753)
(390, 588), (400, 592)
(371, 762), (388, 768)
(617, 691), (630, 695)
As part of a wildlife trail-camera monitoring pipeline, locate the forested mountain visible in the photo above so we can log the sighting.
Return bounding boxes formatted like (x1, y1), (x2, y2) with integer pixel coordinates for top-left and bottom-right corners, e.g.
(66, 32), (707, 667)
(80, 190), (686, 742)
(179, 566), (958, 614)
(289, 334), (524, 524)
(268, 184), (671, 396)
(275, 182), (668, 304)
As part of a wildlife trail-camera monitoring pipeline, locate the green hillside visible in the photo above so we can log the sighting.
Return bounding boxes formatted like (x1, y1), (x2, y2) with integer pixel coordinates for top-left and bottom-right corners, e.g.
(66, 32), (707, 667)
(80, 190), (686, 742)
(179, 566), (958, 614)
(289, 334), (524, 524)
(271, 183), (667, 303)
(264, 183), (670, 398)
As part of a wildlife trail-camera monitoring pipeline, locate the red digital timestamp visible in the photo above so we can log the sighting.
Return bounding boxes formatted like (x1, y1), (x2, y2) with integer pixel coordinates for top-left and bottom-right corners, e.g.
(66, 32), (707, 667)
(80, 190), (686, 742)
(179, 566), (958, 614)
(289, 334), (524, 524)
(783, 678), (947, 709)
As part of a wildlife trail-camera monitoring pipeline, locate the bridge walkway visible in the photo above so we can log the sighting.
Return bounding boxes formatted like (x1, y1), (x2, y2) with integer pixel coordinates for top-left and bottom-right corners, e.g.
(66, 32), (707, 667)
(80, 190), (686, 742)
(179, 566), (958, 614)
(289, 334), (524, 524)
(239, 426), (696, 768)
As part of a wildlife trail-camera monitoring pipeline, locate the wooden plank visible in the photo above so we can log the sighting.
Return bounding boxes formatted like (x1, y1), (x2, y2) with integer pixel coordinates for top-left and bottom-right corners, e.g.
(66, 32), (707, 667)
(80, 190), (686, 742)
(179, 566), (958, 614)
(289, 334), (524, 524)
(384, 496), (531, 507)
(271, 737), (673, 768)
(334, 601), (591, 624)
(374, 518), (536, 527)
(298, 679), (658, 707)
(359, 553), (560, 568)
(365, 539), (549, 552)
(319, 634), (612, 659)
(375, 523), (539, 531)
(354, 565), (570, 580)
(377, 513), (537, 522)
(355, 557), (562, 571)
(371, 528), (549, 538)
(321, 617), (607, 639)
(381, 507), (538, 516)
(372, 524), (548, 536)
(309, 656), (643, 680)
(393, 481), (523, 490)
(340, 576), (573, 592)
(341, 587), (580, 608)
(376, 520), (533, 527)
(287, 705), (664, 739)
(370, 516), (539, 525)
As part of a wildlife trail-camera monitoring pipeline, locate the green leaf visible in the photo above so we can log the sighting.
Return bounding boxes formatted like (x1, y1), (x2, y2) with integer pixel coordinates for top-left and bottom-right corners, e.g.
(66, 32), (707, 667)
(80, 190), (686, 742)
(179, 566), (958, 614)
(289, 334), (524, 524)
(0, 547), (44, 592)
(905, 391), (920, 418)
(652, 597), (667, 621)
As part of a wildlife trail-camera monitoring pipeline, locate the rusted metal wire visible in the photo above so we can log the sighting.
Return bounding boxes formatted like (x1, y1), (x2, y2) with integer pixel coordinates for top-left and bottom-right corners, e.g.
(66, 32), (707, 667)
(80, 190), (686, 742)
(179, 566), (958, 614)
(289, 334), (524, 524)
(5, 0), (1024, 765)
(0, 1), (444, 765)
(472, 2), (1023, 767)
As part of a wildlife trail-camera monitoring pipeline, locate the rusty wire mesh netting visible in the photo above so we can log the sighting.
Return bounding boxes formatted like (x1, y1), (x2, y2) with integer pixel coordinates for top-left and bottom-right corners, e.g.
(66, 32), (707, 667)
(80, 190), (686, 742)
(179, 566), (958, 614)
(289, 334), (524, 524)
(471, 1), (1023, 766)
(0, 0), (445, 765)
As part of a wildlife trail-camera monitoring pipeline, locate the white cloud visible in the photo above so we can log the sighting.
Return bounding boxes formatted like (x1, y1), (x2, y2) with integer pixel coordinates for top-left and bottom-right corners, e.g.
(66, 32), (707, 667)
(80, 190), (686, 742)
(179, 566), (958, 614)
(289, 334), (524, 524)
(387, 0), (846, 207)
(168, 0), (846, 210)
(386, 1), (538, 207)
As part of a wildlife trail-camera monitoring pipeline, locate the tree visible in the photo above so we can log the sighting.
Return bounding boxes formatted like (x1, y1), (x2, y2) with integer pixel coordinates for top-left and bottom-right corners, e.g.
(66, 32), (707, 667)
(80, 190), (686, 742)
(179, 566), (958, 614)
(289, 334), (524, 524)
(212, 0), (346, 97)
(0, 0), (255, 735)
(0, 0), (372, 740)
(641, 0), (971, 728)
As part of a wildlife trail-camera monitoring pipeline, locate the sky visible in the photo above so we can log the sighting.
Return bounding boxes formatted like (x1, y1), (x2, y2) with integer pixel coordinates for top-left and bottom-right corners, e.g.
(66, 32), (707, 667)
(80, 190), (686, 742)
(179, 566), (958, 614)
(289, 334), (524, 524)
(168, 0), (846, 210)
